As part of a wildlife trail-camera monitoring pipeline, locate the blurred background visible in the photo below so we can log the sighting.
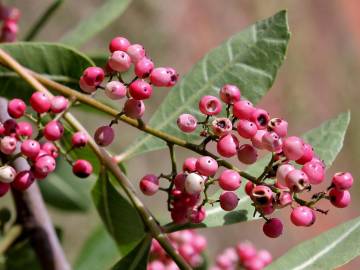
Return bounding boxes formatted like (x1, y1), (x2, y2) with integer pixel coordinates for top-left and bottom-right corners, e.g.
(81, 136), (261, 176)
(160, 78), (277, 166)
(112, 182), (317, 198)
(1, 0), (360, 269)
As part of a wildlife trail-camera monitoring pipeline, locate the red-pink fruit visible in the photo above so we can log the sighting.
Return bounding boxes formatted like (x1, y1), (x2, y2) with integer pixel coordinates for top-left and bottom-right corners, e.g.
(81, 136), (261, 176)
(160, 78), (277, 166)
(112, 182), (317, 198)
(177, 114), (197, 133)
(263, 218), (283, 238)
(283, 136), (305, 161)
(123, 99), (145, 119)
(50, 96), (69, 113)
(233, 100), (255, 120)
(184, 173), (205, 194)
(219, 191), (239, 211)
(236, 242), (257, 262)
(0, 182), (10, 196)
(15, 122), (33, 138)
(79, 76), (97, 93)
(219, 169), (241, 191)
(245, 181), (254, 196)
(108, 51), (132, 72)
(276, 164), (295, 186)
(262, 131), (283, 153)
(82, 67), (104, 86)
(71, 131), (88, 148)
(0, 136), (17, 155)
(30, 92), (51, 113)
(251, 185), (273, 206)
(301, 161), (325, 185)
(129, 79), (153, 100)
(105, 81), (127, 100)
(332, 172), (353, 191)
(290, 206), (316, 226)
(139, 174), (159, 195)
(296, 143), (314, 165)
(42, 142), (59, 158)
(11, 171), (34, 191)
(237, 144), (258, 165)
(219, 84), (241, 104)
(237, 119), (257, 139)
(126, 44), (145, 63)
(199, 95), (222, 116)
(72, 160), (93, 178)
(329, 188), (351, 208)
(188, 206), (206, 223)
(268, 118), (288, 138)
(285, 169), (309, 192)
(94, 126), (115, 147)
(44, 120), (64, 141)
(182, 157), (198, 172)
(251, 130), (267, 149)
(196, 156), (218, 176)
(217, 134), (239, 158)
(250, 108), (270, 130)
(34, 155), (56, 175)
(8, 98), (26, 118)
(134, 57), (154, 78)
(21, 139), (40, 158)
(109, 36), (131, 52)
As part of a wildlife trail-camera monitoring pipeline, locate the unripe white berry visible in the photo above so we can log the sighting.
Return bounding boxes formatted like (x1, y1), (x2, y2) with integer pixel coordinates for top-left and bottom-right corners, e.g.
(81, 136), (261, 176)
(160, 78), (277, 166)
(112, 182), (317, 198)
(184, 173), (205, 195)
(0, 165), (16, 183)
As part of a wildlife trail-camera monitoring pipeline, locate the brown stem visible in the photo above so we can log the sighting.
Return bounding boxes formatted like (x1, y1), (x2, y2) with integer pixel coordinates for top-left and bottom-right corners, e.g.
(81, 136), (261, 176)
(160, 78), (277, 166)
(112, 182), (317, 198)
(0, 98), (71, 270)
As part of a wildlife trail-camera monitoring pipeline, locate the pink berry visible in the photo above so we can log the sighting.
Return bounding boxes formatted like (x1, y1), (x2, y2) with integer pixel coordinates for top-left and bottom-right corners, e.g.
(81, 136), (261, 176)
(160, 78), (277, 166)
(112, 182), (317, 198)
(219, 169), (241, 191)
(149, 67), (178, 87)
(329, 189), (351, 208)
(8, 98), (26, 118)
(268, 118), (288, 138)
(262, 131), (283, 152)
(302, 161), (325, 185)
(105, 81), (127, 100)
(233, 100), (255, 120)
(184, 173), (205, 194)
(94, 126), (115, 147)
(21, 139), (40, 158)
(251, 185), (273, 206)
(276, 164), (295, 186)
(182, 157), (198, 172)
(72, 159), (93, 178)
(290, 206), (316, 226)
(3, 119), (17, 135)
(192, 235), (207, 253)
(30, 92), (51, 113)
(189, 206), (206, 223)
(79, 76), (96, 93)
(34, 155), (56, 176)
(263, 218), (283, 238)
(199, 95), (222, 116)
(16, 122), (33, 138)
(108, 51), (132, 72)
(250, 108), (270, 130)
(257, 250), (272, 266)
(71, 131), (88, 148)
(217, 134), (239, 158)
(296, 143), (314, 165)
(126, 44), (145, 63)
(139, 174), (159, 196)
(1, 20), (17, 42)
(219, 84), (241, 104)
(109, 36), (130, 52)
(196, 156), (218, 176)
(0, 123), (4, 136)
(42, 142), (59, 158)
(283, 136), (305, 160)
(0, 136), (17, 155)
(285, 169), (309, 192)
(148, 261), (165, 270)
(237, 144), (258, 165)
(211, 117), (232, 137)
(171, 205), (189, 224)
(277, 191), (292, 208)
(50, 96), (69, 113)
(174, 173), (187, 191)
(135, 57), (154, 78)
(129, 79), (153, 100)
(220, 191), (239, 211)
(243, 257), (265, 270)
(236, 242), (257, 262)
(123, 99), (145, 119)
(245, 181), (254, 196)
(260, 204), (275, 215)
(177, 114), (197, 133)
(0, 182), (9, 196)
(215, 254), (233, 269)
(0, 165), (16, 183)
(11, 171), (34, 191)
(332, 172), (353, 191)
(83, 67), (105, 86)
(251, 130), (267, 149)
(237, 120), (257, 139)
(44, 120), (64, 141)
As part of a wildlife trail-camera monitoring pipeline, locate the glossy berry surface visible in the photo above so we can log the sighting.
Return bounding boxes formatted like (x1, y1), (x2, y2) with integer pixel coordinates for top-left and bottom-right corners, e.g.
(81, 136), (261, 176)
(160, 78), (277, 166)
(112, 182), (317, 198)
(72, 160), (93, 178)
(8, 98), (26, 118)
(109, 36), (130, 52)
(105, 81), (127, 100)
(290, 206), (315, 227)
(30, 92), (51, 113)
(263, 218), (283, 238)
(71, 131), (88, 148)
(44, 120), (64, 141)
(196, 156), (218, 176)
(129, 79), (153, 100)
(219, 169), (241, 191)
(217, 134), (239, 158)
(139, 174), (159, 196)
(219, 191), (239, 211)
(219, 84), (241, 104)
(237, 144), (258, 165)
(94, 125), (115, 147)
(332, 172), (353, 191)
(123, 99), (145, 119)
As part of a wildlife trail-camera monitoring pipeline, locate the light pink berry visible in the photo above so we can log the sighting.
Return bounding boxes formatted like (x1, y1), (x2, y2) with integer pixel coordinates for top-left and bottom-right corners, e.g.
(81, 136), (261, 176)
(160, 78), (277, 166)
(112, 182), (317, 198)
(16, 122), (33, 138)
(276, 164), (295, 186)
(30, 92), (51, 113)
(94, 125), (115, 147)
(182, 157), (198, 172)
(217, 134), (239, 158)
(42, 142), (59, 158)
(262, 131), (283, 152)
(196, 156), (218, 176)
(283, 136), (305, 160)
(199, 95), (222, 116)
(108, 51), (132, 72)
(44, 120), (64, 141)
(148, 260), (165, 270)
(71, 131), (88, 148)
(301, 161), (325, 185)
(72, 159), (93, 178)
(219, 169), (241, 191)
(236, 242), (257, 262)
(243, 256), (265, 270)
(251, 130), (267, 149)
(277, 191), (292, 208)
(329, 188), (351, 208)
(82, 67), (105, 86)
(233, 100), (255, 120)
(184, 173), (205, 194)
(11, 171), (34, 191)
(268, 118), (288, 138)
(177, 113), (197, 133)
(79, 76), (96, 93)
(21, 139), (40, 158)
(237, 120), (257, 139)
(285, 169), (309, 192)
(220, 191), (239, 211)
(211, 117), (232, 136)
(126, 44), (145, 63)
(139, 174), (159, 196)
(150, 67), (179, 87)
(219, 84), (241, 104)
(296, 143), (314, 165)
(263, 218), (283, 238)
(251, 185), (273, 206)
(192, 234), (207, 253)
(0, 136), (17, 155)
(0, 165), (16, 183)
(50, 96), (69, 113)
(123, 99), (145, 119)
(135, 57), (154, 78)
(237, 144), (258, 165)
(290, 206), (316, 226)
(8, 98), (26, 118)
(109, 36), (130, 52)
(105, 81), (127, 100)
(34, 155), (56, 176)
(250, 108), (270, 130)
(257, 250), (272, 266)
(332, 172), (353, 191)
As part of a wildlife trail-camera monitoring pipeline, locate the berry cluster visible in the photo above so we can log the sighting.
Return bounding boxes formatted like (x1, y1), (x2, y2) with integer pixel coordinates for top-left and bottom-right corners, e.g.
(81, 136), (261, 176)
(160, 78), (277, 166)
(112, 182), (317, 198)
(0, 93), (93, 196)
(78, 36), (178, 147)
(139, 84), (354, 237)
(210, 241), (272, 270)
(0, 2), (20, 42)
(148, 229), (207, 270)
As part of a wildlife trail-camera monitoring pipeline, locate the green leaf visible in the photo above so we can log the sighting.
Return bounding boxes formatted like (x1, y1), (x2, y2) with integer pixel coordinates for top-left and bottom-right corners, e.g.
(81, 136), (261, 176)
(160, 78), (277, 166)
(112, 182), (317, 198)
(121, 10), (290, 160)
(265, 215), (360, 270)
(0, 42), (93, 100)
(39, 157), (92, 212)
(92, 170), (146, 255)
(111, 236), (151, 270)
(74, 226), (119, 270)
(60, 0), (132, 47)
(4, 240), (41, 270)
(170, 112), (350, 230)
